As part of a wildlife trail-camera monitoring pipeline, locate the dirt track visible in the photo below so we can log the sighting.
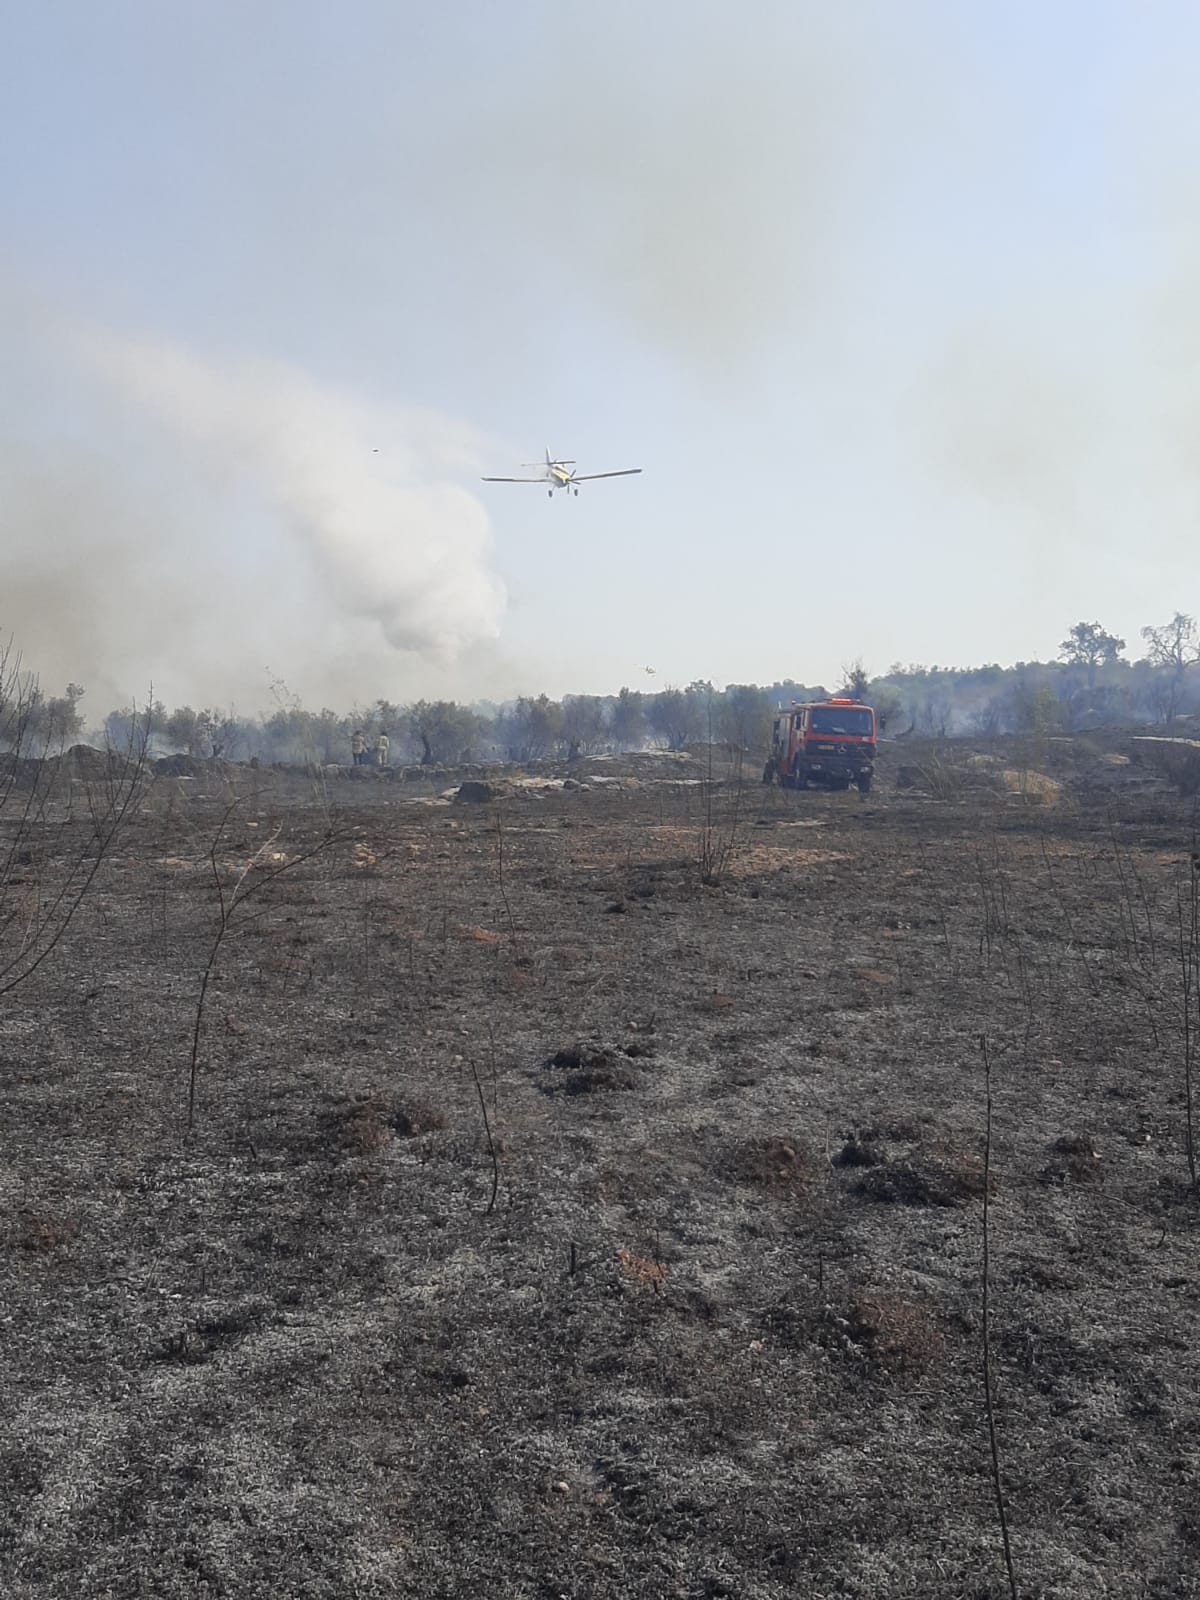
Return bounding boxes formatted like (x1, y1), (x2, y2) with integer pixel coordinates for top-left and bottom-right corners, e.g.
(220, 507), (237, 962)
(2, 757), (1198, 1598)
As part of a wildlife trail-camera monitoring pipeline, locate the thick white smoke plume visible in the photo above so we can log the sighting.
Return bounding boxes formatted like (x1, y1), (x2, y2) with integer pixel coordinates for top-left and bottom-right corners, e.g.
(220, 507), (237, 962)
(73, 326), (505, 662)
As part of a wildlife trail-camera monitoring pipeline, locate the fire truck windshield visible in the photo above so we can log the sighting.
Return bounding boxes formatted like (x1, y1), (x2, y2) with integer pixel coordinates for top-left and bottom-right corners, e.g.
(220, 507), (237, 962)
(809, 706), (873, 736)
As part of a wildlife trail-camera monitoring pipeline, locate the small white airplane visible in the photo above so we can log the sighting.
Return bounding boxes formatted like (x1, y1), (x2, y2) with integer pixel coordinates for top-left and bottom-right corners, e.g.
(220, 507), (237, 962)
(482, 447), (642, 499)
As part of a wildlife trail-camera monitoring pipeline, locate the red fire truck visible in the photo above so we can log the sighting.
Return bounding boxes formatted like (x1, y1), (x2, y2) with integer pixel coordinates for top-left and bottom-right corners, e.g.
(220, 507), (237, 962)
(762, 697), (877, 795)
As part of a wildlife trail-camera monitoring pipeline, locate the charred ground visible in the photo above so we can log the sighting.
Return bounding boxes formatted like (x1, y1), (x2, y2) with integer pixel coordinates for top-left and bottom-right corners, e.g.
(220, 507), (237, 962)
(1, 741), (1198, 1599)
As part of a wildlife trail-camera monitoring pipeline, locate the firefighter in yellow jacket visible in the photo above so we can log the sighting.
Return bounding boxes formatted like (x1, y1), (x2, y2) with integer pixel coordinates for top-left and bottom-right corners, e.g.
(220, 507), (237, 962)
(375, 731), (390, 767)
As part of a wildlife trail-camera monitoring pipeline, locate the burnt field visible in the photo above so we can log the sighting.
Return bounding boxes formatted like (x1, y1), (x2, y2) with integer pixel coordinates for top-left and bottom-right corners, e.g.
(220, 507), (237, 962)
(2, 749), (1198, 1599)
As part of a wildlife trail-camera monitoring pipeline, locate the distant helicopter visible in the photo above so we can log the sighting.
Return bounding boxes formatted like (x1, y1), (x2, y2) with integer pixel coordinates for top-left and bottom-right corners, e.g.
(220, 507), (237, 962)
(482, 447), (642, 499)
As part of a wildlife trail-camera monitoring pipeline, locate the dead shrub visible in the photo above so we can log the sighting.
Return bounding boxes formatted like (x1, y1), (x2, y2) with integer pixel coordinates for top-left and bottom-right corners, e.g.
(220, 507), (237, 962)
(833, 1137), (881, 1169)
(915, 754), (968, 800)
(837, 1293), (944, 1375)
(546, 1045), (595, 1071)
(726, 1136), (820, 1193)
(335, 1099), (393, 1155)
(1052, 1132), (1098, 1158)
(541, 1043), (636, 1095)
(923, 1139), (988, 1195)
(1040, 1132), (1103, 1186)
(392, 1098), (447, 1137)
(854, 1146), (986, 1208)
(153, 1305), (263, 1366)
(555, 1068), (635, 1096)
(622, 1039), (657, 1060)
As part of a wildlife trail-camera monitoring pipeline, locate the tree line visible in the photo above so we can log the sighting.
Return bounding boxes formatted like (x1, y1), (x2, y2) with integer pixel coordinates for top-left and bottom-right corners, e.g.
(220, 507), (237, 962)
(93, 682), (825, 766)
(4, 611), (1199, 763)
(872, 612), (1200, 738)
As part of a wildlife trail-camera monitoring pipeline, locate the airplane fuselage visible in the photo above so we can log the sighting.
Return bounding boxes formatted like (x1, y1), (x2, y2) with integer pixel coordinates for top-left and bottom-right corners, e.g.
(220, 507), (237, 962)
(545, 460), (580, 496)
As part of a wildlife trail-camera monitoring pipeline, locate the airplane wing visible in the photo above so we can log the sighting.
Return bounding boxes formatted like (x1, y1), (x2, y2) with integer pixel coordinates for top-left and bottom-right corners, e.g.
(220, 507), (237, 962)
(481, 476), (546, 483)
(571, 468), (643, 481)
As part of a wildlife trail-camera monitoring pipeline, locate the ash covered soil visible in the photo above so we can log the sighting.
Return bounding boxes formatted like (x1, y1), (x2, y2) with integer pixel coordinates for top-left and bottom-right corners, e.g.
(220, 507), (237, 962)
(2, 749), (1198, 1599)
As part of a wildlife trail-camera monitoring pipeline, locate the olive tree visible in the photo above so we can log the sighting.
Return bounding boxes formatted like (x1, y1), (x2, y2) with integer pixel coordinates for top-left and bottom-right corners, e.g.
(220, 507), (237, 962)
(1140, 612), (1199, 722)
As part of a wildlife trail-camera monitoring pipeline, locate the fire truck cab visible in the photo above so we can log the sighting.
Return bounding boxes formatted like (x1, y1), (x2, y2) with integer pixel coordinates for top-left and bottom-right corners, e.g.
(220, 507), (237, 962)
(763, 697), (876, 795)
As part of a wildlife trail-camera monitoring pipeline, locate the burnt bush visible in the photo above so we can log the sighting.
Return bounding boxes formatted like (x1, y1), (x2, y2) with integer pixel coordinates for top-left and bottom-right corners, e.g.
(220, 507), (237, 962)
(833, 1137), (882, 1169)
(391, 1098), (448, 1136)
(725, 1136), (821, 1193)
(853, 1151), (985, 1208)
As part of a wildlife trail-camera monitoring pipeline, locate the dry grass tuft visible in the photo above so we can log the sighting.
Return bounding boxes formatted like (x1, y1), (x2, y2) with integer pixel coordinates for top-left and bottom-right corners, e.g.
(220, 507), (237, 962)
(617, 1247), (667, 1293)
(999, 768), (1061, 806)
(335, 1099), (393, 1155)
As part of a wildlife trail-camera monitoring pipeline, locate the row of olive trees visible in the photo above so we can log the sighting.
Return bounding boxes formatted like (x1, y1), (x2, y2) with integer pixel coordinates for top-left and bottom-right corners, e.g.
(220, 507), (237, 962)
(492, 682), (779, 760)
(89, 683), (790, 766)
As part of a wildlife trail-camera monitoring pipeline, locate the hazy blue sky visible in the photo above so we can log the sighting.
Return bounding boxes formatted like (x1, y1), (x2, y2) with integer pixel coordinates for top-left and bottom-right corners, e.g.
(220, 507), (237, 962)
(4, 1), (1200, 711)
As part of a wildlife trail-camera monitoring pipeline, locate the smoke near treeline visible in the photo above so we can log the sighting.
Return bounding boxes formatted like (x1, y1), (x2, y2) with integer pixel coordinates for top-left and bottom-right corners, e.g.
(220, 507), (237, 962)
(3, 313), (507, 709)
(9, 621), (1200, 768)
